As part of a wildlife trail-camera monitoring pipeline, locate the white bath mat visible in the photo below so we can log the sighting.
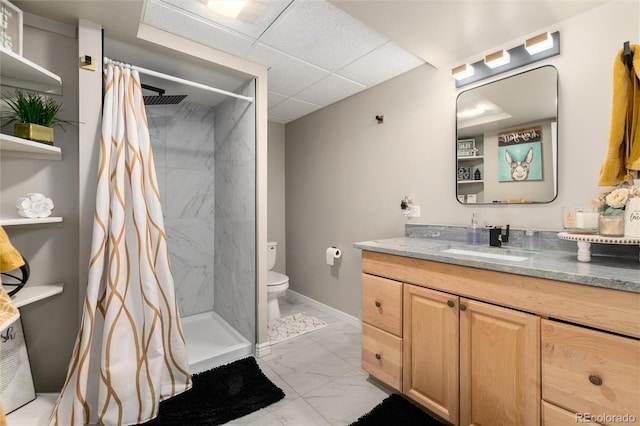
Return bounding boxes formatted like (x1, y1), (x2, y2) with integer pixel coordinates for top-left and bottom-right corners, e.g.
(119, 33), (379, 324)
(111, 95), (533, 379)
(267, 312), (328, 345)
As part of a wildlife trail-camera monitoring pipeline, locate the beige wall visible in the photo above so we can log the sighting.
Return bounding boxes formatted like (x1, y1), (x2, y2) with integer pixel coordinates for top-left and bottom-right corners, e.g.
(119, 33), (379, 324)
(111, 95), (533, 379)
(268, 122), (286, 274)
(283, 1), (638, 318)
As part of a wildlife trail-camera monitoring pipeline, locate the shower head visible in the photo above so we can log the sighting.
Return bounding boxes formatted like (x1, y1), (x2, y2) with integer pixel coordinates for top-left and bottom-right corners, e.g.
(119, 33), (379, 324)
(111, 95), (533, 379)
(141, 83), (187, 106)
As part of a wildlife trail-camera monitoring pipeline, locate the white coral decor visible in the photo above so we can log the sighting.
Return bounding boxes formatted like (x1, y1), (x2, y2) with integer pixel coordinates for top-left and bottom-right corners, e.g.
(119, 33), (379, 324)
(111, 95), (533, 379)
(16, 193), (54, 218)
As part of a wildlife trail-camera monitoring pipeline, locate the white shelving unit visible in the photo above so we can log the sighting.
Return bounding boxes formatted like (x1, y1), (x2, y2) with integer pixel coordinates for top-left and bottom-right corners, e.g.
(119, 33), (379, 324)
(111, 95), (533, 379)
(0, 46), (62, 94)
(0, 133), (62, 160)
(1, 40), (66, 421)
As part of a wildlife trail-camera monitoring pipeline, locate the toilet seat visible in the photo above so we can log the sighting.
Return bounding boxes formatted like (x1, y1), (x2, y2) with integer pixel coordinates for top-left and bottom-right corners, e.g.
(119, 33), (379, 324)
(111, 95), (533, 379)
(267, 271), (289, 286)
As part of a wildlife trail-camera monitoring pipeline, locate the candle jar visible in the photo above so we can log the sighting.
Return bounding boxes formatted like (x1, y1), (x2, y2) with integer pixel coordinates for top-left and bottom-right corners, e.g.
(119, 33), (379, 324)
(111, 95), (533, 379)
(598, 214), (625, 237)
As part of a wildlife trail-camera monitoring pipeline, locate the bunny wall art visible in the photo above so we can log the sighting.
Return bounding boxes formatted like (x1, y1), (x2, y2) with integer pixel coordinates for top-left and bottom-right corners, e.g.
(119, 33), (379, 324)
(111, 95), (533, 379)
(505, 148), (534, 181)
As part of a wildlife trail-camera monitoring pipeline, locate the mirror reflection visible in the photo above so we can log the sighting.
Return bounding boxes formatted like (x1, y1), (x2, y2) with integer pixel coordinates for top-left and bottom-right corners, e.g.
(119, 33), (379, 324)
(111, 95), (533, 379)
(456, 66), (558, 204)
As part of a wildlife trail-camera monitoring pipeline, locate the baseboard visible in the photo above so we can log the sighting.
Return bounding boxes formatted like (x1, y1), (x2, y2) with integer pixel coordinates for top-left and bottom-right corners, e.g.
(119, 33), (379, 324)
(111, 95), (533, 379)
(255, 341), (271, 358)
(285, 290), (361, 329)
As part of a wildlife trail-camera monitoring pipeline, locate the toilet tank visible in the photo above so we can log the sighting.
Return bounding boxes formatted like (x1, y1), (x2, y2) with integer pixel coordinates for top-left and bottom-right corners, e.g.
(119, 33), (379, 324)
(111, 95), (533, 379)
(267, 242), (277, 271)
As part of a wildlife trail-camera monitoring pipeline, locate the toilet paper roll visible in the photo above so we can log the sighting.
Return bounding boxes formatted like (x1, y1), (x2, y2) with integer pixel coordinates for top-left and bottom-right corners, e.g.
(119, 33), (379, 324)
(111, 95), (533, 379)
(326, 247), (342, 266)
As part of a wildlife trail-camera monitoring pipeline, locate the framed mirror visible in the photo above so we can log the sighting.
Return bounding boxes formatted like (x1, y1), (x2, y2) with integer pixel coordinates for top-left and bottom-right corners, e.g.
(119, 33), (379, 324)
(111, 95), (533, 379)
(456, 65), (558, 204)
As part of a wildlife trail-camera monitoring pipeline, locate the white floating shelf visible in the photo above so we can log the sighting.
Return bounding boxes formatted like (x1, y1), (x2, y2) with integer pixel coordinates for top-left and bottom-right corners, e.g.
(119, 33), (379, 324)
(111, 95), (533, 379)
(0, 217), (63, 227)
(457, 180), (484, 184)
(0, 133), (62, 160)
(457, 156), (484, 160)
(0, 46), (62, 94)
(5, 392), (58, 424)
(4, 284), (64, 308)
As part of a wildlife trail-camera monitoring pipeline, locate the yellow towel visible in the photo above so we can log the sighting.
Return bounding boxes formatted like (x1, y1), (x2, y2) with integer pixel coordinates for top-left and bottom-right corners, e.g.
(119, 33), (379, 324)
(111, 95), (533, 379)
(598, 44), (640, 185)
(0, 285), (19, 332)
(0, 225), (24, 273)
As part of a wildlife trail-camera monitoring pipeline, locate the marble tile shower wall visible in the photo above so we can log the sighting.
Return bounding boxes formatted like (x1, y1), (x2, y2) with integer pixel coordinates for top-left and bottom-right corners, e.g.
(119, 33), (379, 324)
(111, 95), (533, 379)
(214, 81), (256, 344)
(147, 101), (217, 318)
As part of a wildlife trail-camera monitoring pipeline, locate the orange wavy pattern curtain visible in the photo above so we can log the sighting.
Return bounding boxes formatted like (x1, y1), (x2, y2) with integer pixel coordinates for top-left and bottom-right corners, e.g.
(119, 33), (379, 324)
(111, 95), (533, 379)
(50, 65), (191, 425)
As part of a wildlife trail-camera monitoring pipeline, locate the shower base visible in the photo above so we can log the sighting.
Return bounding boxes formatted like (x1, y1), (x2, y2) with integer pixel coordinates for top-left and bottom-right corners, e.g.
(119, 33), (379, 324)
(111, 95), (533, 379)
(181, 310), (252, 374)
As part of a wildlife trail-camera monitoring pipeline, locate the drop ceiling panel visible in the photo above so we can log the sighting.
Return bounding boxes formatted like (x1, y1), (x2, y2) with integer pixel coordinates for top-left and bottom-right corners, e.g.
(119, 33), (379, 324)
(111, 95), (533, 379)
(142, 0), (256, 57)
(246, 43), (330, 96)
(155, 0), (293, 39)
(260, 0), (388, 72)
(268, 91), (288, 109)
(269, 97), (321, 123)
(338, 41), (426, 87)
(295, 74), (365, 107)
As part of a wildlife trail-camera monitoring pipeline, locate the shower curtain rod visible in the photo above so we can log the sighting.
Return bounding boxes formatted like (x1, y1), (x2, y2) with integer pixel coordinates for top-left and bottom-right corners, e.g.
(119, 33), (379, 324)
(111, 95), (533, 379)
(103, 57), (254, 103)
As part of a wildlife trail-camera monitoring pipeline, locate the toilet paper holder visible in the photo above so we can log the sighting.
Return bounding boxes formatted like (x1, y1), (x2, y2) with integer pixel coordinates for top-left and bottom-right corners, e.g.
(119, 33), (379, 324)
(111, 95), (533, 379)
(326, 246), (342, 266)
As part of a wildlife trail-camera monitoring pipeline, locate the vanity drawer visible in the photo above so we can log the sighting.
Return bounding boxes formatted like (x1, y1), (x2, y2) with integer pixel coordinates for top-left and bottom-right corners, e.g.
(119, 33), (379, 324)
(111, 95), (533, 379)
(542, 401), (604, 426)
(362, 273), (402, 336)
(362, 323), (402, 392)
(541, 319), (640, 424)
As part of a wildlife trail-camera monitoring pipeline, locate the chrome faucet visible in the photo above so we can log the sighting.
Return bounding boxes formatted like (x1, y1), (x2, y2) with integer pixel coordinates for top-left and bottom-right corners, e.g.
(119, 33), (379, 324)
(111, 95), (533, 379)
(489, 225), (510, 247)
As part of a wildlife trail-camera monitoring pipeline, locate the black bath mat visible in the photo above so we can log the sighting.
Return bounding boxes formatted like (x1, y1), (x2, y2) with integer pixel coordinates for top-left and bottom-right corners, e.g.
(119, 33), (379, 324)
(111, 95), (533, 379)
(144, 356), (285, 425)
(350, 393), (448, 426)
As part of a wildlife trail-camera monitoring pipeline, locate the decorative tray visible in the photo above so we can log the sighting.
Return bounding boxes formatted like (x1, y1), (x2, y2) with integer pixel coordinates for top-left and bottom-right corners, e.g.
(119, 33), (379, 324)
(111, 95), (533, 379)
(557, 232), (640, 262)
(557, 232), (640, 245)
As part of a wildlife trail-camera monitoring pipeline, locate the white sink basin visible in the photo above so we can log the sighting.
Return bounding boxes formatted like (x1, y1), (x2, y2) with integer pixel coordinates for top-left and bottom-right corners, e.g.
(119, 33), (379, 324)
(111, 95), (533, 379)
(441, 248), (528, 261)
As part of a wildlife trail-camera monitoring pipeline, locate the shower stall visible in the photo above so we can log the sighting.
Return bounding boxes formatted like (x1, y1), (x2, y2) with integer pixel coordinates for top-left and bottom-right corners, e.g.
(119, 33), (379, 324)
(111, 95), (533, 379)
(105, 39), (257, 373)
(147, 82), (256, 373)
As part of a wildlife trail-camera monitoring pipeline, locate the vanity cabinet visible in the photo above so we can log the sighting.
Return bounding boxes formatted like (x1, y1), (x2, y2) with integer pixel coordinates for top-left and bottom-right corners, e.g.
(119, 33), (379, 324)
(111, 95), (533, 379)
(360, 250), (640, 426)
(402, 283), (540, 425)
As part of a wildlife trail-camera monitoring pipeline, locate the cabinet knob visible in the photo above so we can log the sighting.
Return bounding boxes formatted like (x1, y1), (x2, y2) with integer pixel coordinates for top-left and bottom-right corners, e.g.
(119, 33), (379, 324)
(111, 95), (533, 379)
(447, 300), (455, 308)
(375, 301), (381, 308)
(588, 375), (603, 386)
(459, 303), (467, 311)
(375, 353), (381, 360)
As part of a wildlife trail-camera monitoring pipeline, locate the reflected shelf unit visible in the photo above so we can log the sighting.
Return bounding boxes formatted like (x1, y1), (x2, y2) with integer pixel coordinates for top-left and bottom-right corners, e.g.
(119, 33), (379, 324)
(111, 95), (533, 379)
(0, 46), (62, 94)
(0, 133), (62, 160)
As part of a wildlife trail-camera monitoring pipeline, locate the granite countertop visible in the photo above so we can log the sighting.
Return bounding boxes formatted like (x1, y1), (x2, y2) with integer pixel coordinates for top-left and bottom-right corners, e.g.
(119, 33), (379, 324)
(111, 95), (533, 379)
(354, 236), (640, 294)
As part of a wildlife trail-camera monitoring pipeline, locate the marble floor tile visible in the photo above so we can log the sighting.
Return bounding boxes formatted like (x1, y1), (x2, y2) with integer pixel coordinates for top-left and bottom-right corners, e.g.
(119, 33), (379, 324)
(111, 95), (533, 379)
(265, 341), (356, 396)
(303, 369), (391, 426)
(250, 294), (393, 425)
(239, 397), (331, 426)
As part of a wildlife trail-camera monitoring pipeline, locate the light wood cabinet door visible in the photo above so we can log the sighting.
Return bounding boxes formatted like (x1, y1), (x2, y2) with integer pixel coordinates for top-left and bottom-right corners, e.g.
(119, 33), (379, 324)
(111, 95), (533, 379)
(403, 284), (459, 425)
(362, 273), (403, 336)
(542, 401), (605, 426)
(362, 323), (403, 391)
(542, 319), (640, 425)
(460, 298), (540, 426)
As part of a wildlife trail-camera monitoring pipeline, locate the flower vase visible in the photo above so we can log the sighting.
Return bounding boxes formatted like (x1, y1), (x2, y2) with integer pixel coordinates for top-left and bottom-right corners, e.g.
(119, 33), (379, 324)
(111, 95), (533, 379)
(624, 197), (640, 238)
(598, 214), (624, 237)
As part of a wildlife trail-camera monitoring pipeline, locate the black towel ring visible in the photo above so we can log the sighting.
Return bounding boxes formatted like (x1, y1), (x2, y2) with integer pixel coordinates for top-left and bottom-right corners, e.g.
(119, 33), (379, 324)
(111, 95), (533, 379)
(1, 255), (30, 297)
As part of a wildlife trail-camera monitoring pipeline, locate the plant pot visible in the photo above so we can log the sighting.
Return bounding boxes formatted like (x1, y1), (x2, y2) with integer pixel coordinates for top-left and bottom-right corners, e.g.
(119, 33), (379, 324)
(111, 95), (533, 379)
(598, 214), (624, 237)
(13, 123), (54, 145)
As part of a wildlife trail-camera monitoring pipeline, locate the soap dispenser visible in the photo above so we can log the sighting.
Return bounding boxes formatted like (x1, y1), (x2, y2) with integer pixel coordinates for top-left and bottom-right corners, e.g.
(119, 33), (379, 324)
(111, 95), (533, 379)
(467, 212), (482, 245)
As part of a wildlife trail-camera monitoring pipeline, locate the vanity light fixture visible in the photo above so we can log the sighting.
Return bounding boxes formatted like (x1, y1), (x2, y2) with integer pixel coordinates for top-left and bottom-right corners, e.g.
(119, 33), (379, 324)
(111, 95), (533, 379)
(452, 31), (560, 87)
(207, 0), (247, 18)
(525, 32), (554, 55)
(484, 49), (510, 69)
(451, 63), (474, 81)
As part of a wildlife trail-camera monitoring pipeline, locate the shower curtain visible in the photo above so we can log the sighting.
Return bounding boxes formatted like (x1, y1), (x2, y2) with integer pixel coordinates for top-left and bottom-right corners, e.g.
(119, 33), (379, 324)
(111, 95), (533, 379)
(50, 65), (191, 425)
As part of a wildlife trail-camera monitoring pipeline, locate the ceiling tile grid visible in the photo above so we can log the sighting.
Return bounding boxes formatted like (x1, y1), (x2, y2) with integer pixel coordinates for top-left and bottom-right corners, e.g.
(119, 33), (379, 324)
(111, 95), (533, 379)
(142, 0), (425, 123)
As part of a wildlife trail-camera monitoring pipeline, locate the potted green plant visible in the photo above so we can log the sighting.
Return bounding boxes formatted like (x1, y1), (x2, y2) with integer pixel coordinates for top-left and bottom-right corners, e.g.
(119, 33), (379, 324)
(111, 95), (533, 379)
(2, 89), (76, 145)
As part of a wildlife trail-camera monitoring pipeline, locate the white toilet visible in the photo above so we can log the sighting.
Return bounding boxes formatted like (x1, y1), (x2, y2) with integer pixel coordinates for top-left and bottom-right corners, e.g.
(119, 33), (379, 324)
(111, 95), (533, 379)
(267, 242), (289, 321)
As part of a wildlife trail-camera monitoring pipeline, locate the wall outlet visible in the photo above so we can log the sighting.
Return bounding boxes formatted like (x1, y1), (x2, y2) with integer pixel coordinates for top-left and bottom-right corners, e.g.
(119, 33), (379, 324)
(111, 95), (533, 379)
(406, 206), (420, 218)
